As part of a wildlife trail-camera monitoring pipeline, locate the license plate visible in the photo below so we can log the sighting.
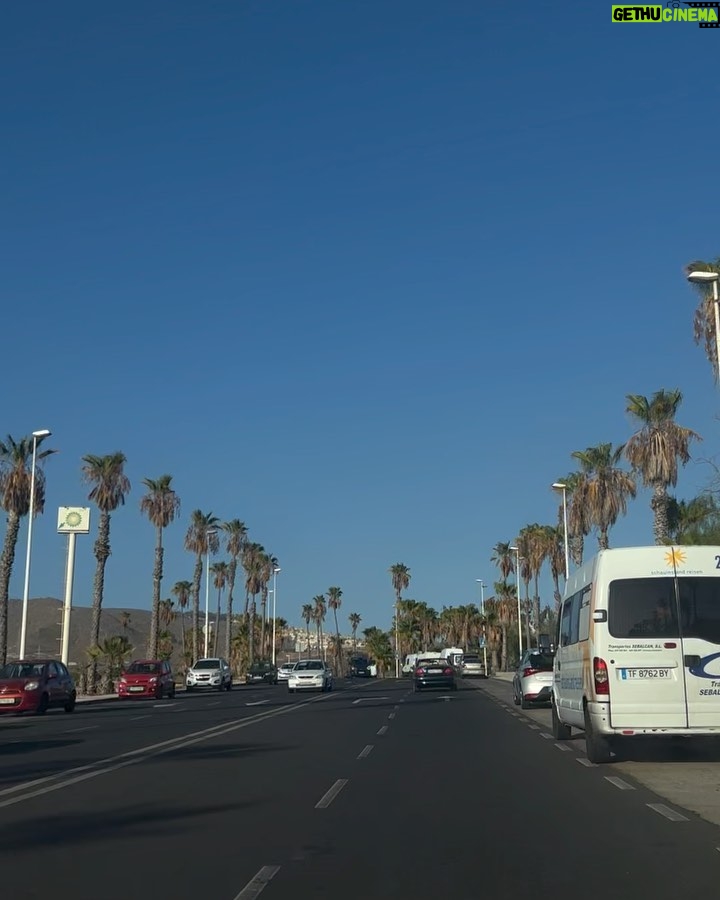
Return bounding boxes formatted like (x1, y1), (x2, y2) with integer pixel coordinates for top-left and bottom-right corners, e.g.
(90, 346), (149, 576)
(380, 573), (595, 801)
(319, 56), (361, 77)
(620, 668), (672, 679)
(129, 686), (144, 692)
(428, 668), (443, 674)
(0, 697), (15, 704)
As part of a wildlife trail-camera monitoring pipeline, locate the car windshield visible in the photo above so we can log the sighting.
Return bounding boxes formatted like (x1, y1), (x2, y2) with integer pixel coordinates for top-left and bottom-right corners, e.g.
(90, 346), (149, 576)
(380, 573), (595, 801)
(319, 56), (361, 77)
(294, 661), (323, 670)
(126, 662), (161, 675)
(194, 660), (220, 669)
(252, 662), (272, 670)
(0, 663), (45, 679)
(281, 664), (295, 670)
(464, 656), (480, 662)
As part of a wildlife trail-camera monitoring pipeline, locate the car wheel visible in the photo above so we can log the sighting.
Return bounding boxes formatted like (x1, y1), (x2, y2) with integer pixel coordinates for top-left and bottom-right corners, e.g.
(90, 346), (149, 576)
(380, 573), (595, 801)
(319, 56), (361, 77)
(512, 684), (521, 706)
(226, 680), (232, 691)
(584, 705), (613, 764)
(64, 692), (77, 713)
(552, 698), (572, 740)
(168, 685), (176, 699)
(36, 693), (50, 716)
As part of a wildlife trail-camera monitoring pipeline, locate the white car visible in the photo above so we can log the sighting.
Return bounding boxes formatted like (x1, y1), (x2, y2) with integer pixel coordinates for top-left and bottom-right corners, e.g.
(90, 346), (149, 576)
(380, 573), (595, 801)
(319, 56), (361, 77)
(287, 659), (333, 693)
(277, 662), (296, 683)
(186, 658), (232, 691)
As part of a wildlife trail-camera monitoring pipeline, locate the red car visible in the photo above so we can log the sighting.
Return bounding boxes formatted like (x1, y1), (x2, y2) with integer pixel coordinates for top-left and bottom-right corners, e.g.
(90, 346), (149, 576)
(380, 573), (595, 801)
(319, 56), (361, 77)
(118, 659), (175, 699)
(0, 659), (77, 715)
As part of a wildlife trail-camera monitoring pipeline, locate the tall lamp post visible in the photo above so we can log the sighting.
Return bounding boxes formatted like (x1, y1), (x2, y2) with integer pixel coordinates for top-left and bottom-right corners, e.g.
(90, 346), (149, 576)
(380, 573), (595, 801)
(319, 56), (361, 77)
(271, 566), (281, 666)
(204, 528), (217, 658)
(19, 428), (51, 660)
(687, 270), (720, 382)
(509, 545), (523, 658)
(475, 579), (486, 616)
(552, 482), (570, 580)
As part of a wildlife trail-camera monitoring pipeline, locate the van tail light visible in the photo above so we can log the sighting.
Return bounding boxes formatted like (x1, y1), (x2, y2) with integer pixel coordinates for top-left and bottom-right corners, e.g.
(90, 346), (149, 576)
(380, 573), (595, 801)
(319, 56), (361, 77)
(523, 667), (539, 678)
(443, 667), (453, 676)
(594, 657), (609, 695)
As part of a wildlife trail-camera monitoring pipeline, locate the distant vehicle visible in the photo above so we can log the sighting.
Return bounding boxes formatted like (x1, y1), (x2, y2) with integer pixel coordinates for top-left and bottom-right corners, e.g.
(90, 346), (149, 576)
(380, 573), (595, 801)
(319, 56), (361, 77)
(350, 657), (373, 678)
(403, 651), (441, 675)
(186, 658), (232, 691)
(118, 659), (175, 699)
(246, 660), (278, 685)
(287, 659), (333, 693)
(277, 662), (296, 683)
(413, 656), (457, 693)
(0, 660), (76, 715)
(513, 649), (554, 708)
(440, 647), (464, 668)
(460, 654), (487, 678)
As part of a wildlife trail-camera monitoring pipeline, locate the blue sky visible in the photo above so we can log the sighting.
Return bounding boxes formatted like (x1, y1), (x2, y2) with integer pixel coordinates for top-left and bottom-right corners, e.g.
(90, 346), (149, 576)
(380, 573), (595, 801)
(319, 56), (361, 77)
(3, 1), (720, 637)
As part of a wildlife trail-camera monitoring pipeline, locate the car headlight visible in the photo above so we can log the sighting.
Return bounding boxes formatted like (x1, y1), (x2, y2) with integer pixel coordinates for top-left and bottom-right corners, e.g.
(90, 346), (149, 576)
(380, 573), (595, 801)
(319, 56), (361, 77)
(24, 681), (40, 691)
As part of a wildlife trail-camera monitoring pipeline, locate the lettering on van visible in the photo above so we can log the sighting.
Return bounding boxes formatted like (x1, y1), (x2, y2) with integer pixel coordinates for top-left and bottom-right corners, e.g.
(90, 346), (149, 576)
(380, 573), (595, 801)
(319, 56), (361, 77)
(607, 642), (664, 652)
(558, 677), (583, 691)
(699, 680), (720, 697)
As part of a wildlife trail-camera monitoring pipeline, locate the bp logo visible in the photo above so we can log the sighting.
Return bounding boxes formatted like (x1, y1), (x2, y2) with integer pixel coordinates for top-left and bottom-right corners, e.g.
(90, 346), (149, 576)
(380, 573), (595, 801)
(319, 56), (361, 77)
(62, 510), (83, 528)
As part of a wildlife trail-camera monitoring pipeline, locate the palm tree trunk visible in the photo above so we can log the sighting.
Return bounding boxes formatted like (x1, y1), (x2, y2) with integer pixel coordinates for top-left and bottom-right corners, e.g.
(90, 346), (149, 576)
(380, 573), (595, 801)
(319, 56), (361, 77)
(333, 608), (342, 673)
(89, 511), (112, 693)
(191, 555), (202, 663)
(570, 533), (584, 568)
(501, 624), (508, 671)
(306, 622), (311, 657)
(0, 511), (21, 666)
(652, 484), (670, 545)
(260, 594), (267, 658)
(214, 587), (221, 656)
(319, 622), (325, 661)
(533, 575), (541, 646)
(248, 598), (256, 665)
(180, 605), (186, 666)
(149, 525), (163, 659)
(225, 559), (237, 663)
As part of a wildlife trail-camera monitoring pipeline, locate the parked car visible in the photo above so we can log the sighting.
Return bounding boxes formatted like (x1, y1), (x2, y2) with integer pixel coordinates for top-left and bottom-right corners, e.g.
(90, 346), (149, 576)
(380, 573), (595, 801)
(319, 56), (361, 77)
(0, 660), (76, 715)
(413, 657), (457, 692)
(513, 649), (554, 709)
(287, 659), (333, 693)
(245, 660), (278, 685)
(118, 659), (175, 699)
(277, 662), (296, 683)
(186, 658), (232, 691)
(460, 654), (487, 678)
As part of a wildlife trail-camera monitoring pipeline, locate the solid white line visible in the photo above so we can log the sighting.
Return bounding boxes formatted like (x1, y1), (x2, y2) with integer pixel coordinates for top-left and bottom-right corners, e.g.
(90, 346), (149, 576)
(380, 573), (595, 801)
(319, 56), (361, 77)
(63, 726), (97, 734)
(246, 700), (269, 707)
(130, 715), (151, 721)
(315, 779), (348, 809)
(577, 758), (597, 767)
(605, 776), (635, 791)
(539, 733), (552, 740)
(207, 701), (222, 706)
(647, 803), (688, 822)
(357, 745), (374, 759)
(233, 865), (281, 900)
(377, 725), (388, 735)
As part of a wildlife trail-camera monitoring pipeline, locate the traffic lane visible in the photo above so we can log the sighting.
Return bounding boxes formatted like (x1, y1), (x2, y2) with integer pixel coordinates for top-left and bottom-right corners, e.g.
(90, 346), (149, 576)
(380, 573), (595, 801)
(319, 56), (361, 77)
(0, 679), (405, 900)
(0, 682), (360, 791)
(275, 682), (720, 900)
(475, 676), (720, 827)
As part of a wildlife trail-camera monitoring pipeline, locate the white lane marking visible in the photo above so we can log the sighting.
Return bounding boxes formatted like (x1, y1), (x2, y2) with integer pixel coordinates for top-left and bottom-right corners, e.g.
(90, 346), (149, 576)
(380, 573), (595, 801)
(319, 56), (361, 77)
(554, 743), (571, 752)
(438, 696), (452, 702)
(528, 724), (540, 730)
(399, 699), (405, 703)
(388, 713), (396, 720)
(577, 758), (597, 767)
(207, 701), (222, 706)
(233, 865), (281, 900)
(130, 715), (151, 721)
(153, 702), (178, 709)
(315, 779), (348, 809)
(357, 745), (374, 759)
(647, 803), (688, 822)
(63, 726), (97, 734)
(0, 693), (331, 809)
(377, 725), (388, 736)
(246, 700), (269, 707)
(393, 705), (400, 710)
(605, 776), (635, 791)
(539, 733), (552, 740)
(352, 697), (389, 705)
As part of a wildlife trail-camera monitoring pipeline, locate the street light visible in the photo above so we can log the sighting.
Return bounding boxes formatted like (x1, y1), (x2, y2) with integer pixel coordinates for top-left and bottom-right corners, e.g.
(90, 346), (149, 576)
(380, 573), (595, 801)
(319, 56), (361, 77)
(552, 482), (570, 580)
(509, 545), (523, 658)
(687, 270), (720, 382)
(475, 579), (486, 616)
(204, 529), (217, 658)
(271, 566), (281, 666)
(19, 429), (51, 659)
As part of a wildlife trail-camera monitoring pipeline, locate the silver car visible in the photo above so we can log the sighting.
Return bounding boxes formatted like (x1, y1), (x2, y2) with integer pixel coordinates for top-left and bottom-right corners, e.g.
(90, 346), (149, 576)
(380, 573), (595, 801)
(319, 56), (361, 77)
(460, 654), (487, 678)
(512, 649), (554, 709)
(277, 662), (296, 683)
(186, 657), (232, 691)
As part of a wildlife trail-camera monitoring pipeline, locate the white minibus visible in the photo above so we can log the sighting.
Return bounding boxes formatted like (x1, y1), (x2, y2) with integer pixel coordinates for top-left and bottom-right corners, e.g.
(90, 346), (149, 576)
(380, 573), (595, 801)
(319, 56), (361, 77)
(552, 545), (720, 763)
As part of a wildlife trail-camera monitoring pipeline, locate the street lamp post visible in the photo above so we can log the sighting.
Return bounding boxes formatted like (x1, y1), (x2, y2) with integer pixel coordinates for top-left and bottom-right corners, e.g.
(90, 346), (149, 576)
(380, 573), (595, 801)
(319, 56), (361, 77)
(271, 566), (281, 666)
(19, 429), (51, 660)
(475, 579), (485, 616)
(204, 529), (217, 658)
(509, 545), (523, 658)
(552, 482), (570, 580)
(687, 270), (720, 382)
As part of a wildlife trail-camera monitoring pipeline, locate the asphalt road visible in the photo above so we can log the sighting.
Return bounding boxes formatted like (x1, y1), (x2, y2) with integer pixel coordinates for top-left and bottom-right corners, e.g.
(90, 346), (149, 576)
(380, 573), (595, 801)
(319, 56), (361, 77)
(1, 678), (719, 899)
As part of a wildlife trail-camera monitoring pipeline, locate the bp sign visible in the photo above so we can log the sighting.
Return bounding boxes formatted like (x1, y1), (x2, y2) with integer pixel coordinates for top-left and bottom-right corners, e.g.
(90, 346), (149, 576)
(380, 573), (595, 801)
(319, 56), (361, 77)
(57, 507), (91, 534)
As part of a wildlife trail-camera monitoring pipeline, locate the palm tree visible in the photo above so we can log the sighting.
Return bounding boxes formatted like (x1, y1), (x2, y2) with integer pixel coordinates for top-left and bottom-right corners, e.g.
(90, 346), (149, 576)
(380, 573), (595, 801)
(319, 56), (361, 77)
(0, 433), (56, 665)
(571, 443), (636, 550)
(139, 474), (180, 659)
(686, 257), (720, 383)
(623, 390), (700, 544)
(327, 586), (343, 672)
(98, 634), (133, 693)
(82, 452), (131, 692)
(221, 519), (248, 662)
(171, 580), (192, 669)
(210, 561), (229, 656)
(518, 524), (548, 641)
(556, 472), (590, 567)
(302, 603), (314, 656)
(242, 542), (265, 665)
(545, 525), (565, 610)
(184, 510), (219, 663)
(349, 612), (361, 652)
(389, 563), (411, 673)
(312, 594), (327, 660)
(258, 552), (278, 658)
(490, 542), (514, 582)
(159, 598), (175, 628)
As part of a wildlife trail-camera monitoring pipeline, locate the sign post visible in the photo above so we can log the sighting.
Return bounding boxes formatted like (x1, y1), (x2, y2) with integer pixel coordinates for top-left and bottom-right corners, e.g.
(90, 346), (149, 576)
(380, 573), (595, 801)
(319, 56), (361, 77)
(57, 508), (91, 665)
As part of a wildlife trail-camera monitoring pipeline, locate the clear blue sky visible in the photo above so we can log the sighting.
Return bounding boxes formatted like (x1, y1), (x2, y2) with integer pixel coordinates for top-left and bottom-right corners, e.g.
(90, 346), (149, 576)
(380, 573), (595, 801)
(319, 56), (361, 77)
(4, 1), (719, 633)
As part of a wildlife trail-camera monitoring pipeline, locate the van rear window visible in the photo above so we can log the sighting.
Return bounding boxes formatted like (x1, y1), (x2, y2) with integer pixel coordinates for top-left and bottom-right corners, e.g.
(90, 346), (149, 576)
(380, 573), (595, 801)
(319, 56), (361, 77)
(609, 576), (720, 643)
